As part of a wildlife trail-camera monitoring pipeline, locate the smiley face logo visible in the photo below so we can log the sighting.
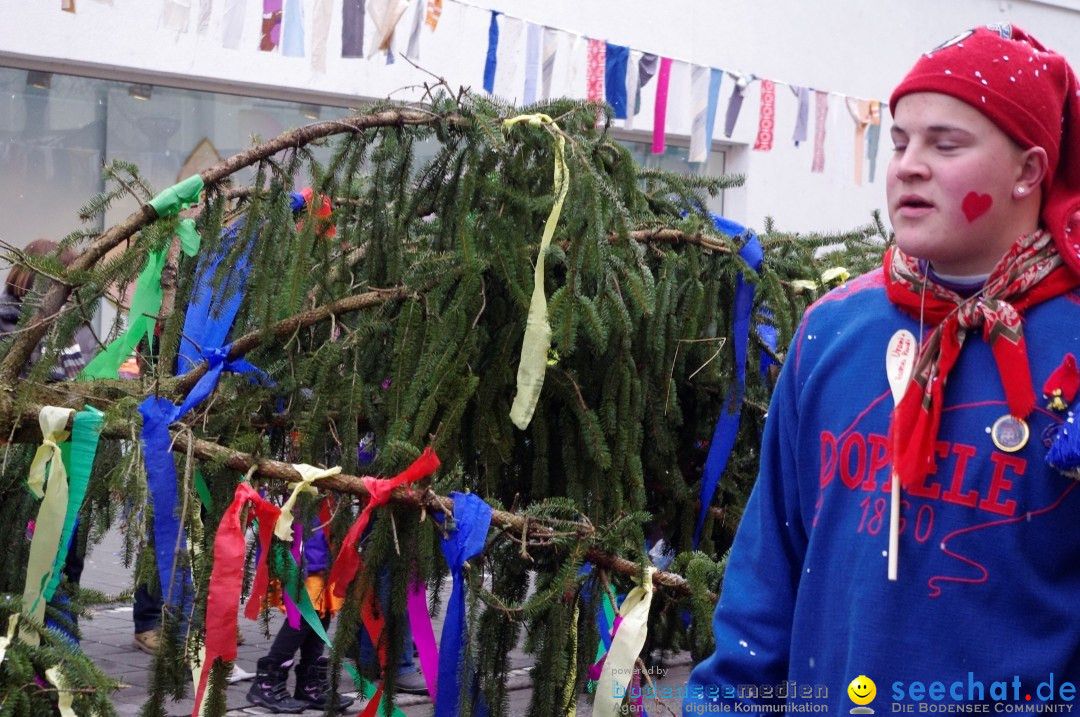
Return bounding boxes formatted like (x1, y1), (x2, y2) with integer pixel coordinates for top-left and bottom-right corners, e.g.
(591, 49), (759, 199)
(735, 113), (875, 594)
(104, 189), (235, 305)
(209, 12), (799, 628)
(848, 675), (877, 706)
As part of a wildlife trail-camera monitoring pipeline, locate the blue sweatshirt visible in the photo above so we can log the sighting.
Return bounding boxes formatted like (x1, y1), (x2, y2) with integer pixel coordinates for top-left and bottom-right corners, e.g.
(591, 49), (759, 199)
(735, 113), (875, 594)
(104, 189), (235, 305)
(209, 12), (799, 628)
(685, 268), (1080, 713)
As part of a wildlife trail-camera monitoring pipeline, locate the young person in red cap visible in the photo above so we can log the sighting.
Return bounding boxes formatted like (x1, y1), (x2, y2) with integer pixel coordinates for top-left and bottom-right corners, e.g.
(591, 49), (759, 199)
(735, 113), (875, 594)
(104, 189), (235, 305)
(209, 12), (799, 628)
(685, 24), (1080, 714)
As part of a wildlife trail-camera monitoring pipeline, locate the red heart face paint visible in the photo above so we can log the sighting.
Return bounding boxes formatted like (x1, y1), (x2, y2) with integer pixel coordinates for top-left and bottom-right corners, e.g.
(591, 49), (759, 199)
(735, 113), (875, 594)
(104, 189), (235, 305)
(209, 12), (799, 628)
(961, 191), (993, 223)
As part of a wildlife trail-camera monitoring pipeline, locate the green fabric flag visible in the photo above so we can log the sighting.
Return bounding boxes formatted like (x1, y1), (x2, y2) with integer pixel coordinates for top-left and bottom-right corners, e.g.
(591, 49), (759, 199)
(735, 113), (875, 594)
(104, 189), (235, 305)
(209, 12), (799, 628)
(148, 175), (204, 218)
(177, 218), (201, 257)
(80, 247), (167, 380)
(44, 407), (104, 601)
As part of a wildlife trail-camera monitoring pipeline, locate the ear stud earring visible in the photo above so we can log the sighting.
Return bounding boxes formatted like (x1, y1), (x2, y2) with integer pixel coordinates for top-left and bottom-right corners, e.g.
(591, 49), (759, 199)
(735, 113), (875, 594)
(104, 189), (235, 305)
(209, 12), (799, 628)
(1018, 186), (1026, 194)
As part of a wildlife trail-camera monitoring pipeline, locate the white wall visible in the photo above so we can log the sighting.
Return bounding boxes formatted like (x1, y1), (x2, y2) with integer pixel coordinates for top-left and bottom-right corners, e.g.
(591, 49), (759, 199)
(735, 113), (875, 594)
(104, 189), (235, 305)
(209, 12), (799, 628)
(3, 0), (1080, 237)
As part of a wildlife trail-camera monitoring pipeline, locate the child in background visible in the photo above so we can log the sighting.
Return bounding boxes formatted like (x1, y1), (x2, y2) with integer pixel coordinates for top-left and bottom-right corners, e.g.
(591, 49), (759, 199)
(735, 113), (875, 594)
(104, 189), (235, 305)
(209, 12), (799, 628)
(248, 509), (355, 712)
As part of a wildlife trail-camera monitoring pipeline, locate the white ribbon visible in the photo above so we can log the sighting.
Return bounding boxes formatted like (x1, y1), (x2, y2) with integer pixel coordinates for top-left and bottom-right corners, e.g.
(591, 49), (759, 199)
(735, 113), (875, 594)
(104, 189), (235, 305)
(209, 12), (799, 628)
(592, 568), (656, 715)
(274, 464), (341, 541)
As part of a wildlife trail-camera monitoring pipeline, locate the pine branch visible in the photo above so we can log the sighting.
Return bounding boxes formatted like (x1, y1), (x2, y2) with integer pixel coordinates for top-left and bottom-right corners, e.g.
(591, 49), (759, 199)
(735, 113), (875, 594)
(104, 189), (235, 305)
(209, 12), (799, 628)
(0, 107), (464, 393)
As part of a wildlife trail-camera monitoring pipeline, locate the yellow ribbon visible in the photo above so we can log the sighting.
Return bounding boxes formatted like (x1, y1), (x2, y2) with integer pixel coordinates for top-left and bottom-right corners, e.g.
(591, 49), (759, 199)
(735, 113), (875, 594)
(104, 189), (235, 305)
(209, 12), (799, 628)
(505, 113), (570, 431)
(821, 266), (851, 285)
(592, 567), (656, 716)
(0, 614), (17, 666)
(563, 600), (580, 717)
(45, 665), (76, 717)
(22, 406), (75, 646)
(274, 464), (341, 541)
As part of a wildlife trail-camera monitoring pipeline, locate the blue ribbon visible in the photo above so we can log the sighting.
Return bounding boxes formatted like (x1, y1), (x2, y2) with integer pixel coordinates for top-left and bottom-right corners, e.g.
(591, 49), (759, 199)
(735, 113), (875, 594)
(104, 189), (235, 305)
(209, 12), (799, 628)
(705, 69), (724, 152)
(605, 42), (630, 119)
(435, 492), (492, 717)
(693, 215), (763, 549)
(483, 11), (499, 95)
(144, 195), (296, 613)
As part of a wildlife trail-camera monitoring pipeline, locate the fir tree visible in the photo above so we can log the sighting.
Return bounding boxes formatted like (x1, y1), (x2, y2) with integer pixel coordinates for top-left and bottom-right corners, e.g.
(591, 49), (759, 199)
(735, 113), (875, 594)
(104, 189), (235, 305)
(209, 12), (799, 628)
(0, 91), (887, 715)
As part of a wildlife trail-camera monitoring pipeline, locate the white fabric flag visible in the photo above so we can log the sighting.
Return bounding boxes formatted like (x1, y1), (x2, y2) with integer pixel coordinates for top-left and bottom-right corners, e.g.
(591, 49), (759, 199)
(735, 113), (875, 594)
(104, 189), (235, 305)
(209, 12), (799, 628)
(405, 0), (424, 60)
(565, 34), (587, 99)
(222, 0), (247, 48)
(540, 26), (560, 100)
(493, 16), (525, 100)
(162, 0), (192, 31)
(522, 22), (542, 106)
(689, 65), (710, 162)
(368, 0), (411, 56)
(623, 50), (642, 129)
(310, 0), (333, 72)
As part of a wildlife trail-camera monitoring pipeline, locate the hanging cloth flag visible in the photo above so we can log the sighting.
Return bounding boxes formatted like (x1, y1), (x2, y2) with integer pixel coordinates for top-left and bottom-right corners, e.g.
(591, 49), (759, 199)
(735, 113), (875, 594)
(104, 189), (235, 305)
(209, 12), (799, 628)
(196, 0), (211, 34)
(281, 0), (305, 57)
(704, 68), (723, 152)
(812, 90), (829, 173)
(846, 97), (872, 185)
(43, 407), (104, 602)
(425, 0), (441, 30)
(724, 72), (751, 138)
(222, 0), (247, 49)
(651, 57), (673, 154)
(693, 214), (763, 549)
(867, 100), (882, 182)
(483, 11), (499, 94)
(604, 42), (629, 120)
(162, 0), (192, 31)
(566, 35), (587, 97)
(623, 50), (641, 129)
(689, 65), (710, 162)
(405, 0), (424, 60)
(522, 23), (542, 106)
(506, 114), (570, 430)
(753, 79), (776, 152)
(20, 406), (75, 646)
(434, 492), (493, 717)
(493, 16), (524, 99)
(342, 0), (365, 57)
(368, 0), (410, 54)
(592, 568), (656, 716)
(540, 26), (559, 100)
(260, 0), (282, 51)
(328, 449), (441, 595)
(586, 39), (606, 105)
(792, 85), (810, 146)
(311, 0), (333, 71)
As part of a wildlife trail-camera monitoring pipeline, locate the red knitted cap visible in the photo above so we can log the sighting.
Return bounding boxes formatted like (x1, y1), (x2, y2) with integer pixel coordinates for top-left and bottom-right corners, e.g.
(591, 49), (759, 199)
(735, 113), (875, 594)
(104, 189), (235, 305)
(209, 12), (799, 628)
(890, 23), (1080, 275)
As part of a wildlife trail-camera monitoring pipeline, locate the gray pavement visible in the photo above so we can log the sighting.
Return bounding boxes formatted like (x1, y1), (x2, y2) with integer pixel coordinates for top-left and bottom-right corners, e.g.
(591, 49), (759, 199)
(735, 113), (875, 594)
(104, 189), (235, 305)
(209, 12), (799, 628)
(78, 528), (692, 716)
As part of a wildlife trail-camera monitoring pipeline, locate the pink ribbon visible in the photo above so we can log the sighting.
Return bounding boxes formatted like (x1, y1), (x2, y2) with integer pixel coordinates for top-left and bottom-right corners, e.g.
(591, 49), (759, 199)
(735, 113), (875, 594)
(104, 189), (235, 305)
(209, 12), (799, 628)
(407, 579), (440, 700)
(753, 79), (776, 151)
(652, 57), (673, 154)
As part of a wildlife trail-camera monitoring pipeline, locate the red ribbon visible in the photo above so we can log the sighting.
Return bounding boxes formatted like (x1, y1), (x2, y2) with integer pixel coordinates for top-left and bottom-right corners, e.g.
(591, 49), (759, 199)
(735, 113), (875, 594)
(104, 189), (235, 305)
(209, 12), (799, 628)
(192, 483), (281, 716)
(329, 448), (441, 598)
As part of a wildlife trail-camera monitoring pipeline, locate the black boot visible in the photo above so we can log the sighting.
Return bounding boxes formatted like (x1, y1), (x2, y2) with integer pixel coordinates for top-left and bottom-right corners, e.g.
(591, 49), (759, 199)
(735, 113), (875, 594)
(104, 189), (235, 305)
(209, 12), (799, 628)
(247, 657), (309, 713)
(295, 656), (355, 711)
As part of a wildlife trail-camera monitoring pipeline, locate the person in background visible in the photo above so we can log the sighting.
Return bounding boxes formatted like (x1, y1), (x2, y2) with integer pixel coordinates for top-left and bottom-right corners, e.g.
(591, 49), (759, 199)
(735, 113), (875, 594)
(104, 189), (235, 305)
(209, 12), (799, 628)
(0, 238), (96, 380)
(685, 24), (1080, 713)
(247, 510), (355, 713)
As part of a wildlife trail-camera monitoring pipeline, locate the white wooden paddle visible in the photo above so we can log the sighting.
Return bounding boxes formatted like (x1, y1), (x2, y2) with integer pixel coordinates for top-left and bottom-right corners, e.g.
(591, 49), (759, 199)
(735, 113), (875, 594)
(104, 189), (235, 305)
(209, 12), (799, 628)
(885, 329), (917, 581)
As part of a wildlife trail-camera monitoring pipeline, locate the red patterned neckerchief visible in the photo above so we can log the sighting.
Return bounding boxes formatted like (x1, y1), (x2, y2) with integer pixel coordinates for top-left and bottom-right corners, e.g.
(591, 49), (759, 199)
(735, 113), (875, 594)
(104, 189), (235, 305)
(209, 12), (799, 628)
(884, 230), (1080, 489)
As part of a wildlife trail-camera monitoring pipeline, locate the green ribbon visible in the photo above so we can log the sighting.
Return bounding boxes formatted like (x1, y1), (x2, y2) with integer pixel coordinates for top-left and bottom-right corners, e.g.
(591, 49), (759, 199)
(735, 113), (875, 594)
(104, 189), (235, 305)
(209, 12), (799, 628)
(177, 218), (202, 257)
(80, 247), (167, 380)
(43, 406), (104, 602)
(505, 114), (570, 431)
(148, 175), (204, 218)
